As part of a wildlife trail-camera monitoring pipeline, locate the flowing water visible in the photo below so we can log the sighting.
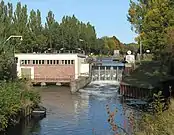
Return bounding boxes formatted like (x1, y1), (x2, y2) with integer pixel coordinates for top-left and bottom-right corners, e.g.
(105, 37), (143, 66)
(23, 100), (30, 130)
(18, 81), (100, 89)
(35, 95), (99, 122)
(5, 81), (139, 135)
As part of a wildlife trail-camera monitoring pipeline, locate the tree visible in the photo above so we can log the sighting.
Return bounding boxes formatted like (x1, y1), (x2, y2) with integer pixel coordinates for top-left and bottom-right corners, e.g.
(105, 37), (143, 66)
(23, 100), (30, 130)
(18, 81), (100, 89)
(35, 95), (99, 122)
(0, 1), (13, 39)
(94, 38), (105, 54)
(101, 36), (122, 55)
(45, 11), (56, 50)
(166, 27), (174, 54)
(0, 1), (121, 55)
(128, 0), (174, 59)
(24, 9), (47, 53)
(13, 2), (28, 52)
(164, 27), (174, 75)
(58, 15), (98, 53)
(124, 43), (139, 53)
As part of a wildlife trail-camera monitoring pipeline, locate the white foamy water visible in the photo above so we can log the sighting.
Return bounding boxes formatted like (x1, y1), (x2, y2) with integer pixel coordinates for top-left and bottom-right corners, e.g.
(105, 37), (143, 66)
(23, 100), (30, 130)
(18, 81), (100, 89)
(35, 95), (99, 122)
(79, 80), (119, 100)
(89, 80), (120, 86)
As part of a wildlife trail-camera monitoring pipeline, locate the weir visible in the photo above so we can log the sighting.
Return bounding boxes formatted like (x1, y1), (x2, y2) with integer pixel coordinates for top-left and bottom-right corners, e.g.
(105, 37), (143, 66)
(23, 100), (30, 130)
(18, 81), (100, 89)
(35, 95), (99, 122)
(70, 61), (124, 93)
(91, 64), (124, 82)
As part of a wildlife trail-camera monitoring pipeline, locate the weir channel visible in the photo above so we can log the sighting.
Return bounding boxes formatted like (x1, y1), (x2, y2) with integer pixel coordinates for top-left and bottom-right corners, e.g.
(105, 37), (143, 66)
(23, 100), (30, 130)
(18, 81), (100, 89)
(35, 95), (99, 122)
(4, 80), (141, 135)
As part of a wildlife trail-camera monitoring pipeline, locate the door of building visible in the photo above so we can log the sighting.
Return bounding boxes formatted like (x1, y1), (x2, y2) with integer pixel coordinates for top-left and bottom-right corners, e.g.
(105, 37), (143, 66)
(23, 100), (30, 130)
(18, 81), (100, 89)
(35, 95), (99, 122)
(21, 68), (31, 79)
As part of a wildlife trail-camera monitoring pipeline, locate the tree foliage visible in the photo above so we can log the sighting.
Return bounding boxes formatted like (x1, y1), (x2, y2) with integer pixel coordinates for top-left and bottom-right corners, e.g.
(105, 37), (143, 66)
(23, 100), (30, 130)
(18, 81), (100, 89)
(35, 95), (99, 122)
(0, 0), (106, 54)
(128, 0), (174, 58)
(100, 36), (124, 55)
(0, 0), (130, 56)
(124, 43), (139, 53)
(0, 81), (40, 131)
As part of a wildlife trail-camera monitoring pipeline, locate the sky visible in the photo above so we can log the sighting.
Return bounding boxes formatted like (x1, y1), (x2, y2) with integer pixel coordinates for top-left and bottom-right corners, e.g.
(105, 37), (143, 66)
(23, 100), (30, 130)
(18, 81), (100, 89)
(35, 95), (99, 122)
(6, 0), (137, 43)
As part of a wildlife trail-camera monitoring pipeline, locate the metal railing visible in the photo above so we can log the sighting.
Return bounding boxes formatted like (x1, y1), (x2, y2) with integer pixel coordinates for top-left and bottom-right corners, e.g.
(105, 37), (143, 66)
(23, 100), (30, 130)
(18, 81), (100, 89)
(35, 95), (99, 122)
(57, 49), (85, 54)
(25, 49), (86, 55)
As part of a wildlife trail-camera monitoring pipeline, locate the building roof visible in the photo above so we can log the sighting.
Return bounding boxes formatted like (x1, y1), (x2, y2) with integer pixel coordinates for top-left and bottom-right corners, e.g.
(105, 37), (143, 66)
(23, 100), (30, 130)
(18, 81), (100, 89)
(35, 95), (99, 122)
(15, 53), (87, 60)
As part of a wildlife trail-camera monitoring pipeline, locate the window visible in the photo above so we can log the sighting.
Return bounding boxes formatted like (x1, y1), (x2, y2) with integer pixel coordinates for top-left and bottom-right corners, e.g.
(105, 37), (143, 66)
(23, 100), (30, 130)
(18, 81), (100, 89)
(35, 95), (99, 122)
(50, 60), (52, 64)
(42, 60), (44, 64)
(24, 60), (27, 64)
(39, 60), (41, 64)
(57, 60), (59, 64)
(36, 60), (38, 64)
(21, 60), (24, 65)
(28, 60), (30, 64)
(53, 60), (56, 64)
(65, 60), (67, 64)
(62, 60), (64, 64)
(68, 60), (71, 64)
(47, 60), (49, 64)
(71, 60), (74, 64)
(33, 60), (35, 64)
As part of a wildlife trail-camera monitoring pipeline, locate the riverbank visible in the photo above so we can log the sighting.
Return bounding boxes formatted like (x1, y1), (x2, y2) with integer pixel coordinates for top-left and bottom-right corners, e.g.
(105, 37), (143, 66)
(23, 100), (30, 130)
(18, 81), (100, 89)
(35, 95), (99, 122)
(121, 60), (174, 98)
(121, 60), (174, 134)
(0, 80), (40, 131)
(135, 99), (174, 135)
(123, 61), (171, 88)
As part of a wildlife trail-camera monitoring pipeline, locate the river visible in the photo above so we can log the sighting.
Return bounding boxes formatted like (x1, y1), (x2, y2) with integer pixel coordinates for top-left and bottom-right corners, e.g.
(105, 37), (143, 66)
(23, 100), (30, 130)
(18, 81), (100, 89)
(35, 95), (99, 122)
(5, 81), (139, 135)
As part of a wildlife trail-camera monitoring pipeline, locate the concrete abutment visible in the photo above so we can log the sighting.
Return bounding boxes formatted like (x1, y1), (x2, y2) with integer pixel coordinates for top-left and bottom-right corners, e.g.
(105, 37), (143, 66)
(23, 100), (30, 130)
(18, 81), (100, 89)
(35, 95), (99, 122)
(70, 77), (91, 94)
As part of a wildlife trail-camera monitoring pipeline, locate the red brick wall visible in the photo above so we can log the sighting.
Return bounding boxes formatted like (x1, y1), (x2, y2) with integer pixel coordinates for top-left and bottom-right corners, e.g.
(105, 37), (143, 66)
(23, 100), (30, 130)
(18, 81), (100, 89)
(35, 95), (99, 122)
(34, 65), (75, 79)
(21, 63), (75, 80)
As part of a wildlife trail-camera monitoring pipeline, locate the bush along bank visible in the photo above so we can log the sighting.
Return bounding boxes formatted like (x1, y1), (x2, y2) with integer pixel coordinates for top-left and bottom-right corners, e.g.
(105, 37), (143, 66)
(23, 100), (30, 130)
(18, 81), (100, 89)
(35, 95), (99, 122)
(134, 91), (174, 135)
(0, 80), (40, 131)
(105, 91), (174, 135)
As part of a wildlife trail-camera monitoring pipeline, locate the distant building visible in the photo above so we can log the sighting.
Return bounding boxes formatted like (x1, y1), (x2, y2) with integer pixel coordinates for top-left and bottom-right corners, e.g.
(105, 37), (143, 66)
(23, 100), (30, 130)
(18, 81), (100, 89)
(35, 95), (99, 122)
(15, 53), (90, 84)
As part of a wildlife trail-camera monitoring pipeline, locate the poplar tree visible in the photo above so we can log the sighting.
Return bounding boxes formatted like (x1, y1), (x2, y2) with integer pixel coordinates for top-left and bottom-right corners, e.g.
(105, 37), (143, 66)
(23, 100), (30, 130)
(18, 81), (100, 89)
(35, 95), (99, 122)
(0, 0), (125, 55)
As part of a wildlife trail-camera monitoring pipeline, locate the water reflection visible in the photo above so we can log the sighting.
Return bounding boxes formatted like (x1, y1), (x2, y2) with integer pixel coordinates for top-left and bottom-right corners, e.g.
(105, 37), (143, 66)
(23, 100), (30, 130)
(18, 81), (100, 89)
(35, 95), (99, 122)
(4, 81), (138, 135)
(3, 116), (42, 135)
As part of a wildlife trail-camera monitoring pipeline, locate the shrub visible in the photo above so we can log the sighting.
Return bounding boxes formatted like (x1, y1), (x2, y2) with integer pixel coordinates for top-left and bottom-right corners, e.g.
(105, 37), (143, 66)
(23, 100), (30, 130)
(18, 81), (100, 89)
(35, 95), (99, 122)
(0, 81), (40, 131)
(135, 91), (174, 135)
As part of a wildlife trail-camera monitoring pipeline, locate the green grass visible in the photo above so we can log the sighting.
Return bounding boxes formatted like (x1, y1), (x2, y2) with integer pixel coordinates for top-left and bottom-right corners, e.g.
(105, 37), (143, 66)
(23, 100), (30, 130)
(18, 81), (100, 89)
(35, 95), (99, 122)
(122, 60), (172, 89)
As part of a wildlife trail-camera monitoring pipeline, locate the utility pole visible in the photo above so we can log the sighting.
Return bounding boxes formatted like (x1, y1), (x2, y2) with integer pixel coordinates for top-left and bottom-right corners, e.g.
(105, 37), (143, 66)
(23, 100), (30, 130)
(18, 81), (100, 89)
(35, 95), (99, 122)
(139, 30), (143, 62)
(140, 40), (142, 60)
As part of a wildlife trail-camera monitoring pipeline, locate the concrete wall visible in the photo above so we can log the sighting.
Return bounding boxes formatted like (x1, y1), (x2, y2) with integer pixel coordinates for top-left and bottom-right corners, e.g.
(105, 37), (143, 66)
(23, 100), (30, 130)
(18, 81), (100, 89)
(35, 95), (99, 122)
(77, 57), (84, 73)
(70, 77), (91, 94)
(80, 63), (89, 76)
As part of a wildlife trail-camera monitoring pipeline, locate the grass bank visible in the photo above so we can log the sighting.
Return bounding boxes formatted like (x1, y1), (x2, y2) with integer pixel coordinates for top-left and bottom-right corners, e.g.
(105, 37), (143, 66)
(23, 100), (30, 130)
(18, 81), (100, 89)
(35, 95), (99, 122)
(121, 59), (174, 134)
(123, 60), (173, 89)
(135, 99), (174, 135)
(0, 80), (40, 131)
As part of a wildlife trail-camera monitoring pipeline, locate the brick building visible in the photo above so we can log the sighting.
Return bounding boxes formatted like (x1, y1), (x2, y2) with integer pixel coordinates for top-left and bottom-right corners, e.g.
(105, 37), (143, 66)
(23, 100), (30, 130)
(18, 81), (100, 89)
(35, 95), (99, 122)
(15, 53), (89, 84)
